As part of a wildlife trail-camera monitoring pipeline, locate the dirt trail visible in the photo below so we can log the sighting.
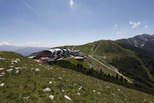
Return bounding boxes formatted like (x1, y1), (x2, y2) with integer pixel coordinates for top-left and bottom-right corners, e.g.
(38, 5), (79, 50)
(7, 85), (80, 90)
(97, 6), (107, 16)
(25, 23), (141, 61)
(88, 55), (133, 83)
(90, 42), (102, 55)
(71, 46), (76, 51)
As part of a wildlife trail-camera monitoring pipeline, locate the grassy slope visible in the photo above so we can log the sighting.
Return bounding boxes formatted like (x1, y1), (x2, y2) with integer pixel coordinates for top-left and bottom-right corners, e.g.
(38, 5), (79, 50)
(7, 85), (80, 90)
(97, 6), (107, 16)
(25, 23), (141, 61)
(70, 42), (118, 77)
(116, 40), (154, 78)
(71, 40), (154, 87)
(1, 52), (154, 103)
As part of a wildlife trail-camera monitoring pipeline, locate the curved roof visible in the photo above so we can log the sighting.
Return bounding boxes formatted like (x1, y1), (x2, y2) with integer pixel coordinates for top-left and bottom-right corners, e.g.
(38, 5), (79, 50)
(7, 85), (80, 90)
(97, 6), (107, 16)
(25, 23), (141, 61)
(40, 48), (70, 54)
(54, 48), (62, 51)
(47, 49), (56, 53)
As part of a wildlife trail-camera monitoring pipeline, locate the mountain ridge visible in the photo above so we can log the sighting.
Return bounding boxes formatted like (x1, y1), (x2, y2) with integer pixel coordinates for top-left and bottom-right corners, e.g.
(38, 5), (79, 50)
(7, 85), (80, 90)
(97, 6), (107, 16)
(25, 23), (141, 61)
(117, 34), (154, 54)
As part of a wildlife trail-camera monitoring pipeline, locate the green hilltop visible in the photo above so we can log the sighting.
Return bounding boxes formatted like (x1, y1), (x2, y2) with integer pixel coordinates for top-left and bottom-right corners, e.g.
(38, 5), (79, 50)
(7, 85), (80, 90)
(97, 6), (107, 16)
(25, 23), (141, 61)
(65, 40), (154, 91)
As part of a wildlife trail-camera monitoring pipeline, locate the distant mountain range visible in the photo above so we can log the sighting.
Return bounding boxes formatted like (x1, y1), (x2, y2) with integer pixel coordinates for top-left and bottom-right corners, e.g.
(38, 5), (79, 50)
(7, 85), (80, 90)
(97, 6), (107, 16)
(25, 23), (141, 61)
(0, 45), (47, 56)
(118, 34), (154, 55)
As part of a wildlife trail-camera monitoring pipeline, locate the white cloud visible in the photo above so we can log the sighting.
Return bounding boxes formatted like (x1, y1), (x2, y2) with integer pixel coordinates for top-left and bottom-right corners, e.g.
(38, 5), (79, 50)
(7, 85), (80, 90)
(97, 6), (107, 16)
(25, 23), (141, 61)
(116, 32), (125, 35)
(0, 42), (16, 46)
(69, 0), (74, 8)
(129, 21), (141, 28)
(144, 25), (149, 29)
(0, 42), (10, 45)
(0, 42), (51, 47)
(20, 0), (40, 16)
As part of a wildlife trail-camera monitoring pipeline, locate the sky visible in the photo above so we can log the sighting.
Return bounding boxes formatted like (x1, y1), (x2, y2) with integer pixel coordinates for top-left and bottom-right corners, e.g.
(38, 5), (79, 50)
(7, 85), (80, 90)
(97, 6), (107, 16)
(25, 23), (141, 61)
(0, 0), (154, 47)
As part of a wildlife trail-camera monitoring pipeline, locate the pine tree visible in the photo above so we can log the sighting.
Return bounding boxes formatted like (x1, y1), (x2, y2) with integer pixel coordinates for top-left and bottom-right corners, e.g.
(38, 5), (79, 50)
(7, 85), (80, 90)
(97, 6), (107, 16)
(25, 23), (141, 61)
(120, 76), (124, 81)
(116, 74), (119, 79)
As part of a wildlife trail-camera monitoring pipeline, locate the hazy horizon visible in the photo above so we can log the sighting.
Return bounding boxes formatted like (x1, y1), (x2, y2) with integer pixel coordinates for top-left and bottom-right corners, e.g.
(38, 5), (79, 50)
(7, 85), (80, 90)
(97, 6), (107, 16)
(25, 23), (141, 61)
(0, 33), (154, 48)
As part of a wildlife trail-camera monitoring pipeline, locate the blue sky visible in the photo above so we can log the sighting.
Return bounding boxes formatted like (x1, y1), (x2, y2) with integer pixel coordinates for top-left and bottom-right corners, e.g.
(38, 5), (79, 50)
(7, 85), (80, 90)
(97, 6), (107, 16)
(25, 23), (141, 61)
(0, 0), (154, 47)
